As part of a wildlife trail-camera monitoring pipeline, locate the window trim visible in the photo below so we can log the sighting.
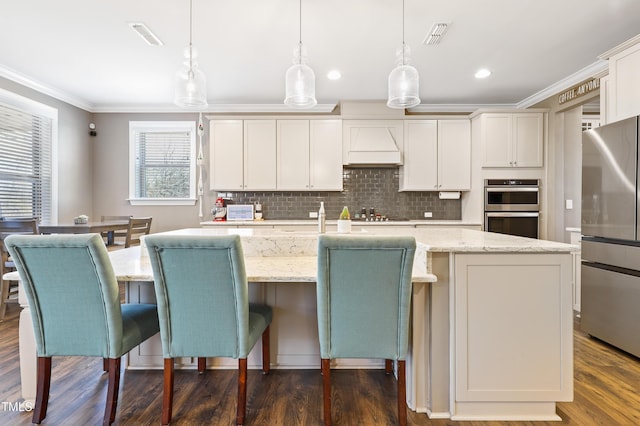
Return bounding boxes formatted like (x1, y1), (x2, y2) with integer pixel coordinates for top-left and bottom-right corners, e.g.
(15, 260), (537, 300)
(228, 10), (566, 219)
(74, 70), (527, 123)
(0, 88), (58, 223)
(128, 121), (197, 206)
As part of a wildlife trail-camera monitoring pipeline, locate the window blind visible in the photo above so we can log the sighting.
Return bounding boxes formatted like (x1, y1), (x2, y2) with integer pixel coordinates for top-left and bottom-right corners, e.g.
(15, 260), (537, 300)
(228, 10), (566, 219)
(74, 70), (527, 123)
(133, 127), (193, 198)
(0, 103), (53, 221)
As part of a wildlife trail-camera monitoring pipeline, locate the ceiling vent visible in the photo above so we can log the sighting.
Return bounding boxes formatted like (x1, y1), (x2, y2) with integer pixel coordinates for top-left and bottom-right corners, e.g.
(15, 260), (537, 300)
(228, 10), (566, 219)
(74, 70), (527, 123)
(129, 22), (163, 46)
(423, 23), (449, 46)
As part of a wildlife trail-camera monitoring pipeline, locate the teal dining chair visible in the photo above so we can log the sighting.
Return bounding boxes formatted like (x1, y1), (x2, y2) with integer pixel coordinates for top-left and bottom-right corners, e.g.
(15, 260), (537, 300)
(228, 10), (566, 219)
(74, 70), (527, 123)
(316, 235), (416, 426)
(4, 233), (160, 426)
(145, 234), (272, 426)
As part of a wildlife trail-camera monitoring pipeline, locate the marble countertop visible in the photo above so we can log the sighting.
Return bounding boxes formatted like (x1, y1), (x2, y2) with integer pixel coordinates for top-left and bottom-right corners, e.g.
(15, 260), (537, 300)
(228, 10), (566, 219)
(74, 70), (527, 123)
(178, 227), (577, 253)
(200, 219), (481, 227)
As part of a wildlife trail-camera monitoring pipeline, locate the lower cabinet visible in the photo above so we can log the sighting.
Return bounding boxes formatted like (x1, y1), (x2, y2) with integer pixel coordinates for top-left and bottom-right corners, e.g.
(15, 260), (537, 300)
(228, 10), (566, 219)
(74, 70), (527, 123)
(453, 253), (573, 407)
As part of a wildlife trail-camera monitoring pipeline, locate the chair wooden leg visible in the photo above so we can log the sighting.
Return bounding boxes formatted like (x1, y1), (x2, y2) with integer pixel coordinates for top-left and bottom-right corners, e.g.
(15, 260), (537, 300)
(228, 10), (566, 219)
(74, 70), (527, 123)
(237, 358), (248, 425)
(103, 358), (109, 372)
(198, 357), (206, 374)
(321, 358), (331, 426)
(32, 357), (52, 424)
(397, 360), (407, 426)
(104, 357), (121, 426)
(162, 358), (174, 426)
(385, 359), (393, 374)
(0, 280), (9, 321)
(262, 325), (270, 374)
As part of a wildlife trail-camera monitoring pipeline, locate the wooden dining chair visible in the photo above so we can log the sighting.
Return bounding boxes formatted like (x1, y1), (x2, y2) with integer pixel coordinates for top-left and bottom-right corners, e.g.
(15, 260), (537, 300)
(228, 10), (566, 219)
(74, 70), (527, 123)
(4, 233), (160, 425)
(100, 215), (131, 245)
(0, 218), (39, 320)
(145, 234), (272, 426)
(124, 217), (152, 248)
(316, 235), (416, 426)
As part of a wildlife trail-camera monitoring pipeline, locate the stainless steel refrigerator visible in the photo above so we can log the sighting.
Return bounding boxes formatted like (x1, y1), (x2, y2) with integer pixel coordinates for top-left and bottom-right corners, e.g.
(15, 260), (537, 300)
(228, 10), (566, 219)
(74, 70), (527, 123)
(581, 115), (640, 357)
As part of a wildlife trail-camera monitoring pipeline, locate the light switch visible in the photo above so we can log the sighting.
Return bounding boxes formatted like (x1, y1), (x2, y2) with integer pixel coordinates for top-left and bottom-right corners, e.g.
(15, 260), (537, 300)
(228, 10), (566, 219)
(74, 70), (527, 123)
(565, 199), (573, 210)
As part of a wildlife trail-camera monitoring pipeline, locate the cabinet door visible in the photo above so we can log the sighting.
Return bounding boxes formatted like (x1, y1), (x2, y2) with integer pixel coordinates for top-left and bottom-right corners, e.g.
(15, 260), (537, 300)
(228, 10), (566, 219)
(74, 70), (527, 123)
(310, 120), (343, 190)
(277, 120), (310, 190)
(454, 253), (573, 403)
(244, 120), (277, 190)
(438, 120), (471, 190)
(481, 114), (512, 167)
(513, 113), (543, 167)
(399, 120), (438, 191)
(209, 120), (244, 190)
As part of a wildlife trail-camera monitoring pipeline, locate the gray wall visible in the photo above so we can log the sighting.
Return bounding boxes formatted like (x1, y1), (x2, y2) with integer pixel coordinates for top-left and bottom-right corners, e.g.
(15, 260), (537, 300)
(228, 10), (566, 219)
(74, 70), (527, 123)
(0, 77), (93, 222)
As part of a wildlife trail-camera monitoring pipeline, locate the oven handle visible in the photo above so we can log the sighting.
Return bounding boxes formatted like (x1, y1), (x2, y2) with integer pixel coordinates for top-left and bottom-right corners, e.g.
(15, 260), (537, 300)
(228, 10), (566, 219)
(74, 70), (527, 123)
(485, 187), (539, 192)
(485, 212), (539, 217)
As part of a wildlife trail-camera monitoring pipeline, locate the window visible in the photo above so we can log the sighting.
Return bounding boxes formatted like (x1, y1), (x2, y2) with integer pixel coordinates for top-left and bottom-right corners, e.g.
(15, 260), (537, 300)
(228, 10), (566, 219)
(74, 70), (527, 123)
(0, 89), (57, 222)
(129, 121), (196, 206)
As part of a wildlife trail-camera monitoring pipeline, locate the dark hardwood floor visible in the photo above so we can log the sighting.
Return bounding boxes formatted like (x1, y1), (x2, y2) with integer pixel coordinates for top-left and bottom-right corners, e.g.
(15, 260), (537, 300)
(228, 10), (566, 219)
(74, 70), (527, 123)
(1, 304), (639, 425)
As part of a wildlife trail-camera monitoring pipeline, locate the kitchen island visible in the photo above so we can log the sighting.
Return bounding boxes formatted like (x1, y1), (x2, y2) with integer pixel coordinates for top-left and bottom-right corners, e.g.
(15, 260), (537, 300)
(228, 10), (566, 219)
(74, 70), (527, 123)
(11, 227), (576, 421)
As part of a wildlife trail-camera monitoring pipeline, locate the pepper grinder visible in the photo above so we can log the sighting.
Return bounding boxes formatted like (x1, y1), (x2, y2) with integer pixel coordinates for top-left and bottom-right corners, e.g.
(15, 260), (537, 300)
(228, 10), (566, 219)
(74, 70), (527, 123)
(318, 202), (326, 233)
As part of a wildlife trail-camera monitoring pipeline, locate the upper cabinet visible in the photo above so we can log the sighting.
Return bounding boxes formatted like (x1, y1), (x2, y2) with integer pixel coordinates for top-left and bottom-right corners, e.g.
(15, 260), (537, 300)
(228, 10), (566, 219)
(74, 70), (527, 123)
(476, 112), (544, 168)
(209, 119), (276, 191)
(211, 119), (342, 191)
(277, 119), (342, 190)
(400, 119), (471, 191)
(342, 120), (403, 165)
(209, 120), (244, 190)
(601, 35), (640, 124)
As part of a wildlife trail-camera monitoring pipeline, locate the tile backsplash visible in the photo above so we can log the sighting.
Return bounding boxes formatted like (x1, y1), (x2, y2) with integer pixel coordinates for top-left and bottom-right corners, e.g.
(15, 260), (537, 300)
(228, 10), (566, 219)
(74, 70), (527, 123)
(216, 167), (461, 220)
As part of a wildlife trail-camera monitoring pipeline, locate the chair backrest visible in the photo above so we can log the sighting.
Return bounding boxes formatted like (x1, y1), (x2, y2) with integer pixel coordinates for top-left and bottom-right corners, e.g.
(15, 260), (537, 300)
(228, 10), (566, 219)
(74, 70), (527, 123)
(316, 235), (416, 360)
(145, 234), (251, 358)
(101, 215), (132, 222)
(0, 218), (40, 270)
(125, 217), (152, 248)
(4, 234), (125, 358)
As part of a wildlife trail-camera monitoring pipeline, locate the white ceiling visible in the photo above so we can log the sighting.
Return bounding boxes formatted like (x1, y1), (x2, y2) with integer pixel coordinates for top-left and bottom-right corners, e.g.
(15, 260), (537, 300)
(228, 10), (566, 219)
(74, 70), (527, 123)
(2, 0), (640, 112)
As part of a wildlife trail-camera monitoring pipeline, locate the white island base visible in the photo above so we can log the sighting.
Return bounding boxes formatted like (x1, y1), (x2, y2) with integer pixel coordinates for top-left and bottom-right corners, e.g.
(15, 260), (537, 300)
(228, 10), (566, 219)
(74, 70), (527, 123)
(13, 227), (575, 421)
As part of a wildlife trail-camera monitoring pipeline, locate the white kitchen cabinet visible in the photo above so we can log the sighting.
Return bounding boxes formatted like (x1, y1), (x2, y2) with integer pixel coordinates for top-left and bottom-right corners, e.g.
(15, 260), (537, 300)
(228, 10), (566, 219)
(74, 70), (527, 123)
(400, 119), (470, 191)
(277, 119), (342, 191)
(479, 113), (544, 168)
(209, 119), (277, 191)
(603, 36), (640, 123)
(277, 120), (310, 190)
(244, 120), (277, 190)
(309, 120), (342, 190)
(453, 253), (573, 408)
(209, 120), (244, 190)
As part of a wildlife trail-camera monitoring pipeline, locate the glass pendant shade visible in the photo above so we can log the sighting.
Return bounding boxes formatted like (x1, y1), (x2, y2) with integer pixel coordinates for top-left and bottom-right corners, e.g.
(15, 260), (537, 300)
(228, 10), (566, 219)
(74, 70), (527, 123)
(284, 62), (317, 109)
(174, 64), (207, 109)
(387, 63), (420, 109)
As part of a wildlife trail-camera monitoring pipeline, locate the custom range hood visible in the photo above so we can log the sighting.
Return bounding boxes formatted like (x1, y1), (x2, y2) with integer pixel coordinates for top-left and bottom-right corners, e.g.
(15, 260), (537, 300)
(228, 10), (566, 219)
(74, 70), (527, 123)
(341, 102), (404, 166)
(343, 121), (403, 165)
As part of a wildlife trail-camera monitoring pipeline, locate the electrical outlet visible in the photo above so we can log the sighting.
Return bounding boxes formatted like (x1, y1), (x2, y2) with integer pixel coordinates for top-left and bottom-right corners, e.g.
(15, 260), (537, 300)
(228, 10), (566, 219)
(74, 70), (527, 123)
(309, 211), (318, 218)
(424, 212), (433, 218)
(565, 199), (573, 210)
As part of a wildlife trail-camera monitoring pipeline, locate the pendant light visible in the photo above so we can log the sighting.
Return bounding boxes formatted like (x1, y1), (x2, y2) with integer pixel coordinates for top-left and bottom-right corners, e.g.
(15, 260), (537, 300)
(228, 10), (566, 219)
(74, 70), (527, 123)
(174, 0), (208, 109)
(387, 0), (420, 109)
(284, 0), (317, 109)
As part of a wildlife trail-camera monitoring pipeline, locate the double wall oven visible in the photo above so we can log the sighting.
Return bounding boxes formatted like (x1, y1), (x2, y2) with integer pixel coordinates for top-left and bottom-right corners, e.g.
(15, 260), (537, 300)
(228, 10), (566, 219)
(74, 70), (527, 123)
(484, 179), (540, 239)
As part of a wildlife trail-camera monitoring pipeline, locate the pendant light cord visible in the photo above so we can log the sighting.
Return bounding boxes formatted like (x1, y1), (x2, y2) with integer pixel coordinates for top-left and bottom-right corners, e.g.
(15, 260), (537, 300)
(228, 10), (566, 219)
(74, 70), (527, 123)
(401, 0), (406, 66)
(188, 0), (194, 73)
(298, 0), (303, 65)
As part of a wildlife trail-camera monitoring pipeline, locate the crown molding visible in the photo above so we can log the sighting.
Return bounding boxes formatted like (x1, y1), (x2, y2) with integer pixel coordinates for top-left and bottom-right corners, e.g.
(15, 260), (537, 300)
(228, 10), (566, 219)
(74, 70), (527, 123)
(599, 33), (640, 60)
(517, 60), (608, 108)
(408, 103), (517, 113)
(0, 64), (93, 112)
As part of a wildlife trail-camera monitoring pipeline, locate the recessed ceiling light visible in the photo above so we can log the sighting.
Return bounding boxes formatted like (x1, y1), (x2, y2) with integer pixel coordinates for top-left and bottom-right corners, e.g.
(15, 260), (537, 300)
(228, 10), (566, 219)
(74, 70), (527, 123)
(474, 68), (491, 79)
(327, 70), (342, 80)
